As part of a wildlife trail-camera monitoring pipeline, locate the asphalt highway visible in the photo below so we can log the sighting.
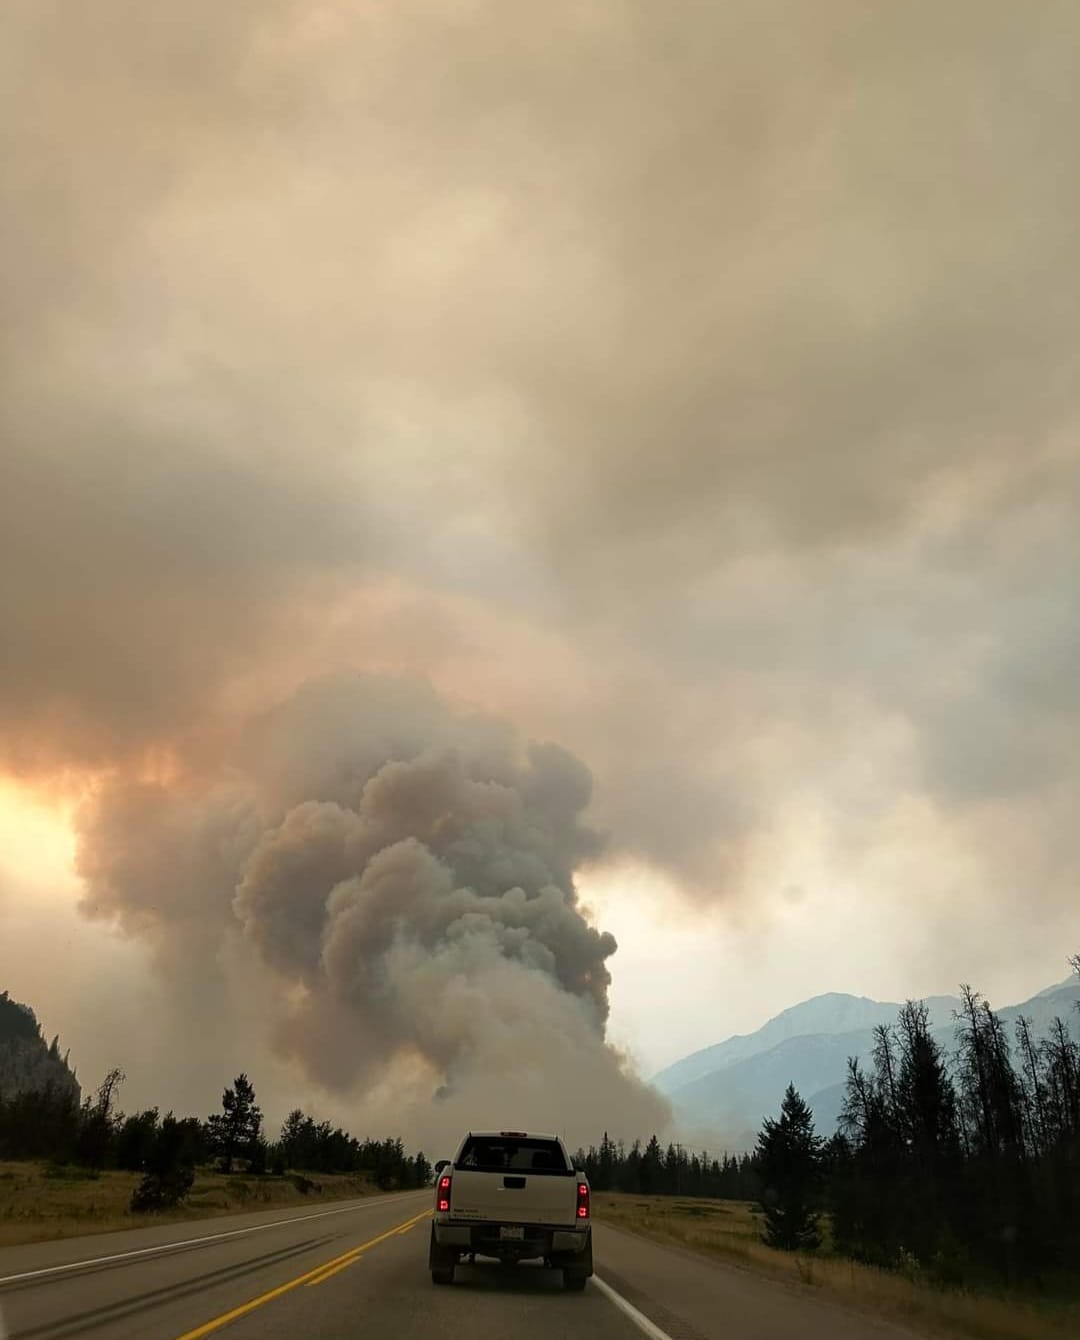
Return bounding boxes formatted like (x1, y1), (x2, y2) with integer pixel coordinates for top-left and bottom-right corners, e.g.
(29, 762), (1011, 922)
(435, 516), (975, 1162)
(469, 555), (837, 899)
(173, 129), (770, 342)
(0, 1192), (918, 1340)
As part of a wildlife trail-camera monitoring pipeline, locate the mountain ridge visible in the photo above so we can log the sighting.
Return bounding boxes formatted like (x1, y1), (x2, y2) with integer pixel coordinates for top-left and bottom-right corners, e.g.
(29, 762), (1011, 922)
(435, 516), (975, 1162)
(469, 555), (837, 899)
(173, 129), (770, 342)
(653, 989), (961, 1093)
(659, 977), (1080, 1147)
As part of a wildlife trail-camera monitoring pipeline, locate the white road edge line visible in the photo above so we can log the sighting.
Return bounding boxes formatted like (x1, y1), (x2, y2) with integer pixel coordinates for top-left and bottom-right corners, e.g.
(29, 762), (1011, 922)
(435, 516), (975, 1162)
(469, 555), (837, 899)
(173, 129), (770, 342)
(0, 1191), (429, 1287)
(592, 1276), (675, 1340)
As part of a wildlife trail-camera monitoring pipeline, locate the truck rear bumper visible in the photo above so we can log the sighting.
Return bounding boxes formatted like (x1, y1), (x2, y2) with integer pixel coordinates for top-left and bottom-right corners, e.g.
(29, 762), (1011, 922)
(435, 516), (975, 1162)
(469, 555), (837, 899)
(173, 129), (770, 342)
(434, 1219), (590, 1257)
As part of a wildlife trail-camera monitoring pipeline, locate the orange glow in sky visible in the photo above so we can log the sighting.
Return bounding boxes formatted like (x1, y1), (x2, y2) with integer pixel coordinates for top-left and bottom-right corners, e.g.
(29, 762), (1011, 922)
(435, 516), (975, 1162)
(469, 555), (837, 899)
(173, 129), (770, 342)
(0, 779), (79, 897)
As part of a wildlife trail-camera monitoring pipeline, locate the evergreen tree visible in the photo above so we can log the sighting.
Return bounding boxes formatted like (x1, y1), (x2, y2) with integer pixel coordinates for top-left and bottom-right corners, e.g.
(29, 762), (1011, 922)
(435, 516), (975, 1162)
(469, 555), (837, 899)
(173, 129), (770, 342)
(115, 1108), (160, 1171)
(131, 1113), (200, 1212)
(896, 1001), (957, 1160)
(895, 1000), (960, 1264)
(207, 1074), (263, 1173)
(640, 1135), (663, 1194)
(664, 1142), (681, 1195)
(756, 1084), (823, 1250)
(621, 1138), (642, 1193)
(596, 1132), (616, 1192)
(0, 1080), (80, 1161)
(280, 1108), (313, 1169)
(956, 987), (1025, 1160)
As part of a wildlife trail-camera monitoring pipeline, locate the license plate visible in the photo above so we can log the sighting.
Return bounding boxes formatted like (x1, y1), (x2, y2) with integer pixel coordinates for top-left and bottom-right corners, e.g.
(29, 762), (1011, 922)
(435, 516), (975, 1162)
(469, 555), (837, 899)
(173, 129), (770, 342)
(499, 1225), (525, 1240)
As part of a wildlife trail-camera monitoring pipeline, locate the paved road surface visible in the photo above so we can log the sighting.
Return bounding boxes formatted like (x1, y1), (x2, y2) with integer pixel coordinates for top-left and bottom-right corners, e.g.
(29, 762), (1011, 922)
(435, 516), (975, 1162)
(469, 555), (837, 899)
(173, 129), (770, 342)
(0, 1192), (918, 1339)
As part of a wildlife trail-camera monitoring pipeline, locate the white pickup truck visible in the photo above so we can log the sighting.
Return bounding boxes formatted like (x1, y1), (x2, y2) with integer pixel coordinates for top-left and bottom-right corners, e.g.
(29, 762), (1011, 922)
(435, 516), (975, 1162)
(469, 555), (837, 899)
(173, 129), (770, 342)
(428, 1130), (593, 1290)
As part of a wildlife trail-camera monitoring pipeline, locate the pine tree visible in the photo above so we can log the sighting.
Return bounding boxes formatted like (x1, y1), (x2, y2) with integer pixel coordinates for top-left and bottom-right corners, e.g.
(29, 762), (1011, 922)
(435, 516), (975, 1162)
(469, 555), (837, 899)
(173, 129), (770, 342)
(280, 1108), (307, 1169)
(597, 1131), (616, 1192)
(756, 1084), (823, 1250)
(207, 1074), (263, 1173)
(622, 1139), (642, 1193)
(894, 1000), (960, 1263)
(896, 1000), (957, 1161)
(956, 988), (1026, 1161)
(131, 1112), (200, 1212)
(640, 1135), (663, 1195)
(664, 1142), (680, 1195)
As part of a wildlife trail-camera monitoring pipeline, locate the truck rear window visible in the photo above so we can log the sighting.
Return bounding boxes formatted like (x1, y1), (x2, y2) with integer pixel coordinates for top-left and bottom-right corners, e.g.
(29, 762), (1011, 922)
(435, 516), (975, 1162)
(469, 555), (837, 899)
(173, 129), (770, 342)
(457, 1136), (571, 1175)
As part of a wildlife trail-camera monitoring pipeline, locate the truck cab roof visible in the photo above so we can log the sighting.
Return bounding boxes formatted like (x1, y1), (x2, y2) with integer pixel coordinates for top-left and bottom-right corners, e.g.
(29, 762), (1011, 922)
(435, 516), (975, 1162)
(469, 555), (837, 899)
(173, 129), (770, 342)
(464, 1130), (559, 1141)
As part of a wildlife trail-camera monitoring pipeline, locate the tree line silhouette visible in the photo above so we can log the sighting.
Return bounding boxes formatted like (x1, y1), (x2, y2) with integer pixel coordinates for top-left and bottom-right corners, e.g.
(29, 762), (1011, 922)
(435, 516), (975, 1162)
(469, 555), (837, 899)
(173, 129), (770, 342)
(0, 1067), (431, 1213)
(570, 1132), (763, 1201)
(749, 961), (1080, 1297)
(824, 972), (1080, 1290)
(576, 960), (1079, 1295)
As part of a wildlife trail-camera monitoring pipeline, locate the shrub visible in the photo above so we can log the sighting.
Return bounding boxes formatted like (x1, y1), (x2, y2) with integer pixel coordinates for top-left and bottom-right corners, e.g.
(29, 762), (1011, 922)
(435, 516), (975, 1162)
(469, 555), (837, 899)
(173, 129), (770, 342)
(130, 1166), (195, 1213)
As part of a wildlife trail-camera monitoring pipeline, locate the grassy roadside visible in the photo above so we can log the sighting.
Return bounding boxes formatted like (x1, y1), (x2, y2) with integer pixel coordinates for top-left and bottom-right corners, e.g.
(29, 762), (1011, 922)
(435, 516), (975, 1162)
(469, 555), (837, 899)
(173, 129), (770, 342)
(0, 1161), (395, 1248)
(594, 1194), (1080, 1340)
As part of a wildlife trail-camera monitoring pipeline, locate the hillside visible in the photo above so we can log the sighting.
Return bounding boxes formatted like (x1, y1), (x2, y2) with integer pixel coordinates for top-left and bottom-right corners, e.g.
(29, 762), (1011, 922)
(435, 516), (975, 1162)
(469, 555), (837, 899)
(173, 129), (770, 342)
(659, 978), (1080, 1146)
(0, 991), (81, 1104)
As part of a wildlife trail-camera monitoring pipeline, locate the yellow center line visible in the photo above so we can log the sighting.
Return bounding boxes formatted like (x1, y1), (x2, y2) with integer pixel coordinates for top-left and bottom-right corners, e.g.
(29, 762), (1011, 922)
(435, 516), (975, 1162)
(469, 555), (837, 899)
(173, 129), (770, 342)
(302, 1245), (369, 1290)
(304, 1254), (364, 1288)
(303, 1250), (366, 1290)
(303, 1210), (430, 1287)
(173, 1208), (432, 1339)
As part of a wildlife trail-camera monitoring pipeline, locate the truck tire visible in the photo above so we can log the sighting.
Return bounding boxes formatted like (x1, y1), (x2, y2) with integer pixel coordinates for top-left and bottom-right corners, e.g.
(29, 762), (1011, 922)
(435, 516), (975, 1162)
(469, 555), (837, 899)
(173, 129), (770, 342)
(429, 1225), (456, 1285)
(561, 1233), (593, 1291)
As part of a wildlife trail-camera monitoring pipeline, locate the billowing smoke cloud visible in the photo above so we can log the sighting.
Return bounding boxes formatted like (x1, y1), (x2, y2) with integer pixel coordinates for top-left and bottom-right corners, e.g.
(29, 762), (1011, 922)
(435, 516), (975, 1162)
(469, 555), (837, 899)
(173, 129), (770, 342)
(76, 675), (668, 1140)
(4, 1), (1080, 1096)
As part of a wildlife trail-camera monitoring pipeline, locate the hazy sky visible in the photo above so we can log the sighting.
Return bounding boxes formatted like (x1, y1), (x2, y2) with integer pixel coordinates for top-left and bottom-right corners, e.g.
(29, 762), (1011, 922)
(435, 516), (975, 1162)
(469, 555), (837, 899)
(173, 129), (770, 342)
(2, 3), (1078, 1143)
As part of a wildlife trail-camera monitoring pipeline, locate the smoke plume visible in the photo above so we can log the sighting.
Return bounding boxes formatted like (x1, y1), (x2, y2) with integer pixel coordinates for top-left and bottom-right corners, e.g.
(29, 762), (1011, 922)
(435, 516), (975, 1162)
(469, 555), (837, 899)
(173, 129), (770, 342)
(76, 674), (669, 1139)
(6, 0), (1079, 1113)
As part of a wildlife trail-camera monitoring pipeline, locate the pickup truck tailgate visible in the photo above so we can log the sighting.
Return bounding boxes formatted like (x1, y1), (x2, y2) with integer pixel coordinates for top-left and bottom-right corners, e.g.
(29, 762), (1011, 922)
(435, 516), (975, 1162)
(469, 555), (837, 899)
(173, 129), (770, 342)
(450, 1168), (577, 1225)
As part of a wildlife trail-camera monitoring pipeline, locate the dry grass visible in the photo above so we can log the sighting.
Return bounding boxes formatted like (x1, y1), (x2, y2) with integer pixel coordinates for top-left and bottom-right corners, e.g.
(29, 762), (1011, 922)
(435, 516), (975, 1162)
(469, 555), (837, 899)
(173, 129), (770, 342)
(0, 1161), (384, 1247)
(594, 1194), (1080, 1340)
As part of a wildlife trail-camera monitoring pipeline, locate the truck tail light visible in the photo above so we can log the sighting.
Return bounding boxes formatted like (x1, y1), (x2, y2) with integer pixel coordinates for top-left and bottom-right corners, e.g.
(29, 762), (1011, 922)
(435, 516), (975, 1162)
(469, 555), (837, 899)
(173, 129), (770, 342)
(577, 1182), (590, 1219)
(437, 1173), (452, 1213)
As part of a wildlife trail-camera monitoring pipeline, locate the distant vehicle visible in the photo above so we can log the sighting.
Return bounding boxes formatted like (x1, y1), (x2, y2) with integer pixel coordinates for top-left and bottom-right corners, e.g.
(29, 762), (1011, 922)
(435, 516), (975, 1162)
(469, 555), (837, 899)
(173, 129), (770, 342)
(428, 1130), (593, 1290)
